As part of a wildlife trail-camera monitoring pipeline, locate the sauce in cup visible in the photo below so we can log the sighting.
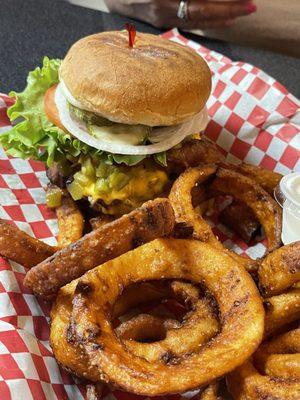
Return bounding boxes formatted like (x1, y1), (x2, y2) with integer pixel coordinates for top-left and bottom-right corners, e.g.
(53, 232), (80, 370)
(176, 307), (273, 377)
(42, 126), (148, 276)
(275, 172), (300, 244)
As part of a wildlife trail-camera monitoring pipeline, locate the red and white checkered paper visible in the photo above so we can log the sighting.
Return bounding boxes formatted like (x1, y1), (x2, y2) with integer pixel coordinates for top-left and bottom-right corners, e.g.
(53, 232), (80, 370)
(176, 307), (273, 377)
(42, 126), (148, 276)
(0, 29), (299, 400)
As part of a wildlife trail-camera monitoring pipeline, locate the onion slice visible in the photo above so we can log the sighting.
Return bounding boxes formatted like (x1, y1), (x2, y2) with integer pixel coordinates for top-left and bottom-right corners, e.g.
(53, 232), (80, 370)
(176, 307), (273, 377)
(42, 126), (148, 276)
(60, 78), (85, 110)
(55, 83), (208, 155)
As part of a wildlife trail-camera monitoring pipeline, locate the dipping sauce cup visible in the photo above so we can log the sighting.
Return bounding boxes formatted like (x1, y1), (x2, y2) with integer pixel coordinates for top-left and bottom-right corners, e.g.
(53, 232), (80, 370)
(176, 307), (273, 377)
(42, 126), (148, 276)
(274, 172), (300, 244)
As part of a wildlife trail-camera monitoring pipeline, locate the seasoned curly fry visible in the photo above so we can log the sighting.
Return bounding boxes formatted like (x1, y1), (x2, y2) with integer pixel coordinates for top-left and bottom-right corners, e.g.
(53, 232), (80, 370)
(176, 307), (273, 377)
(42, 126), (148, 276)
(254, 327), (300, 379)
(227, 327), (300, 400)
(233, 163), (282, 196)
(25, 199), (175, 298)
(51, 279), (219, 381)
(0, 219), (55, 268)
(56, 190), (84, 248)
(210, 168), (282, 252)
(70, 238), (263, 395)
(228, 278), (300, 400)
(227, 357), (300, 400)
(259, 241), (300, 296)
(169, 166), (258, 272)
(222, 162), (282, 196)
(117, 282), (220, 362)
(113, 281), (175, 317)
(116, 314), (170, 342)
(168, 138), (282, 195)
(51, 280), (173, 381)
(264, 288), (300, 337)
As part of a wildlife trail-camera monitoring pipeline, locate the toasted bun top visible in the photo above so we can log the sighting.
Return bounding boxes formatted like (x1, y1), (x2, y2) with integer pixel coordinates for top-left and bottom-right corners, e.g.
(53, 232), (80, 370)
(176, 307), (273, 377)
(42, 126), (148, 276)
(60, 31), (211, 126)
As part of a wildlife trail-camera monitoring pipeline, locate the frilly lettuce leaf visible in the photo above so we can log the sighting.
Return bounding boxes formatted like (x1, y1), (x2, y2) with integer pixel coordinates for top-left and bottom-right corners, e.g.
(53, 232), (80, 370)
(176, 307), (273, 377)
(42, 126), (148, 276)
(0, 57), (168, 168)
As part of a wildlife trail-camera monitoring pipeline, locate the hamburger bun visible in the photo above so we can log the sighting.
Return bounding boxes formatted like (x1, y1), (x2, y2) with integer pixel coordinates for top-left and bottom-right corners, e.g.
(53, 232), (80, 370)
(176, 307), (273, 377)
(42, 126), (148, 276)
(59, 31), (211, 127)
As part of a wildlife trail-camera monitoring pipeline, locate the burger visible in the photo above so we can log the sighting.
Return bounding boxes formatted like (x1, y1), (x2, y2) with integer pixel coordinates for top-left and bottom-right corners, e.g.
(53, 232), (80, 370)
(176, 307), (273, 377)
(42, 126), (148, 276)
(1, 30), (211, 216)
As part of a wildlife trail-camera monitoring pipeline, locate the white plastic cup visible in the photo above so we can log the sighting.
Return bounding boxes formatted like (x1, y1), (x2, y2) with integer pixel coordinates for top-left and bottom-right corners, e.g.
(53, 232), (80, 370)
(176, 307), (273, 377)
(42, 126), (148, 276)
(274, 172), (300, 245)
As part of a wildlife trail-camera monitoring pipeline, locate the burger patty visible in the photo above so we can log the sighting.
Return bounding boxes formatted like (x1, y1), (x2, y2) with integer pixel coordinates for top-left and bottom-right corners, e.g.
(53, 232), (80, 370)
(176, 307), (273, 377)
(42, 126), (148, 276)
(46, 163), (68, 188)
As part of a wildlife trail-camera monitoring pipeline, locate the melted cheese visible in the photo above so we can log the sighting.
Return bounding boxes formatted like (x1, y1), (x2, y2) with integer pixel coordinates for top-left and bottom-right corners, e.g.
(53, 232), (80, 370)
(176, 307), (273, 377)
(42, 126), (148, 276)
(68, 158), (168, 216)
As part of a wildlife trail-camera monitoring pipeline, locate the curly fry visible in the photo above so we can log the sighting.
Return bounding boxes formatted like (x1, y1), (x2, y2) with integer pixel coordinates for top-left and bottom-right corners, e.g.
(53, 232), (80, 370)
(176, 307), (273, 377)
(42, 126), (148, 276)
(56, 190), (84, 248)
(116, 282), (220, 362)
(25, 198), (175, 298)
(0, 219), (55, 268)
(254, 327), (300, 379)
(169, 166), (258, 272)
(227, 327), (300, 400)
(210, 168), (282, 253)
(259, 241), (300, 296)
(264, 288), (300, 338)
(69, 238), (263, 395)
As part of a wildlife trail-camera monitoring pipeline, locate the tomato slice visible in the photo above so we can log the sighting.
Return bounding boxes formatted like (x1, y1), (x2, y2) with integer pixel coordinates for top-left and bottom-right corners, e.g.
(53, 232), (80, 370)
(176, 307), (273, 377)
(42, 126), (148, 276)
(44, 84), (66, 131)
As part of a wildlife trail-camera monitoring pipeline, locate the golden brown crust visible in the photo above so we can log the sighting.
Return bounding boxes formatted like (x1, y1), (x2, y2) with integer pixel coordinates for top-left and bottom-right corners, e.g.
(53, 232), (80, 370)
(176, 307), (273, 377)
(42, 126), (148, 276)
(259, 241), (300, 297)
(113, 281), (173, 317)
(116, 314), (169, 342)
(227, 328), (300, 399)
(210, 168), (282, 253)
(54, 189), (84, 248)
(169, 165), (218, 241)
(117, 282), (220, 363)
(51, 281), (172, 381)
(0, 219), (55, 268)
(169, 166), (258, 272)
(60, 31), (211, 126)
(50, 280), (100, 382)
(51, 279), (203, 381)
(254, 327), (300, 379)
(264, 288), (300, 338)
(227, 357), (300, 400)
(24, 198), (175, 298)
(232, 163), (282, 196)
(70, 238), (264, 395)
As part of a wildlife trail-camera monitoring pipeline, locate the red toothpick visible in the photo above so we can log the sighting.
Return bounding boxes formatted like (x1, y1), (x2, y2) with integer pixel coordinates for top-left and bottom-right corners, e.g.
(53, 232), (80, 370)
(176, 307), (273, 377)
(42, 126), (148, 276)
(125, 23), (136, 48)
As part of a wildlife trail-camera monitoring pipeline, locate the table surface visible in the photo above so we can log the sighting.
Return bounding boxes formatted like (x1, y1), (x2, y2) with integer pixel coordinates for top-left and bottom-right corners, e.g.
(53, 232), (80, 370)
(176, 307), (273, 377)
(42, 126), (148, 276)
(1, 0), (299, 97)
